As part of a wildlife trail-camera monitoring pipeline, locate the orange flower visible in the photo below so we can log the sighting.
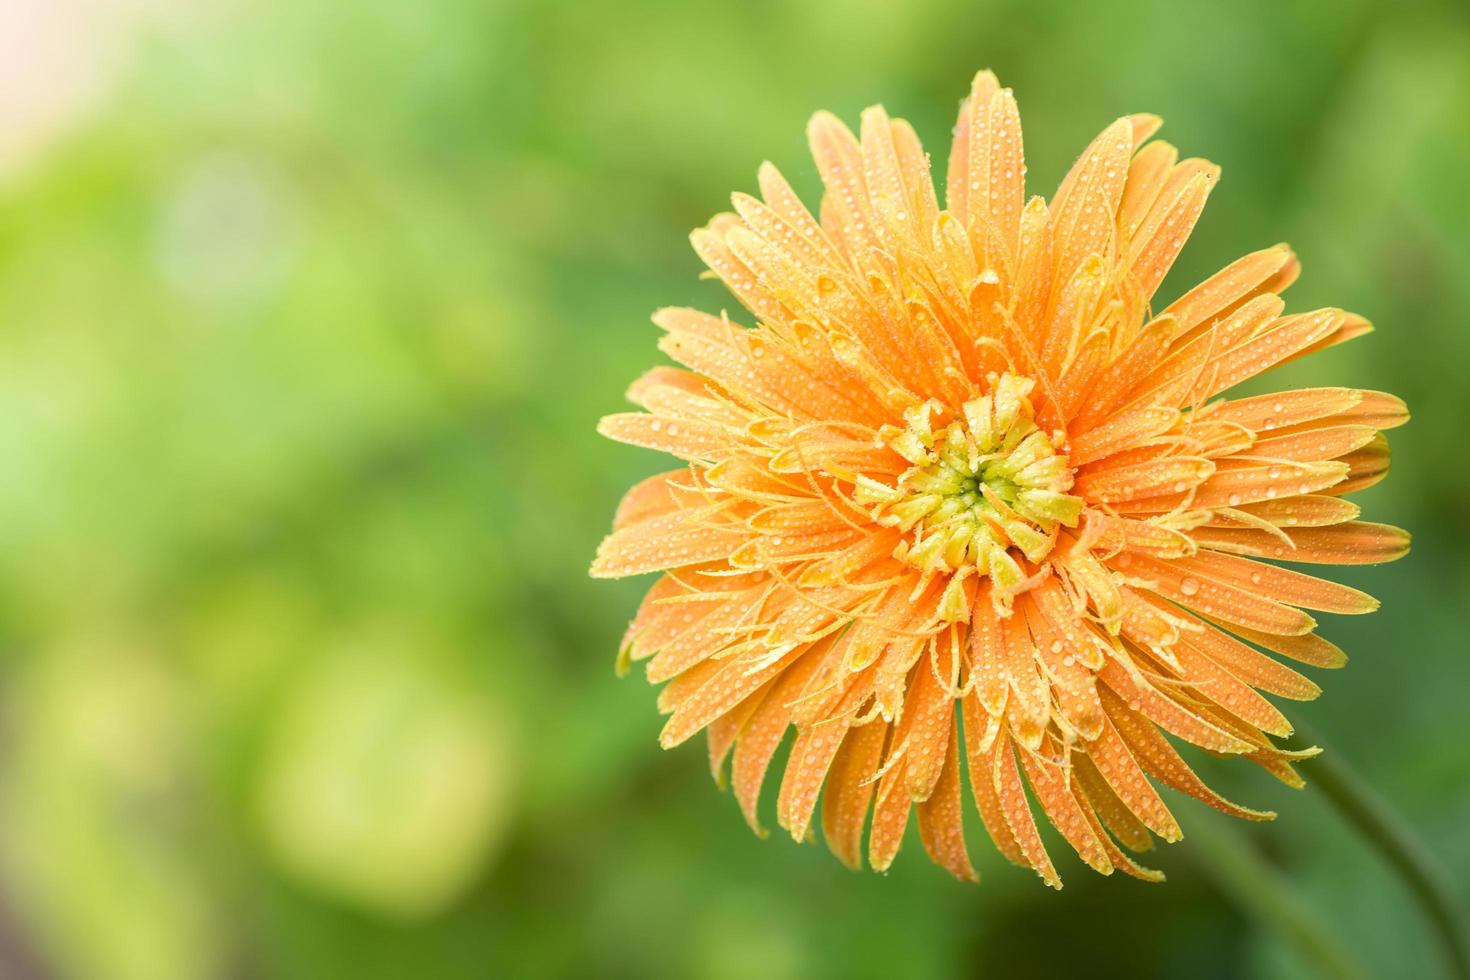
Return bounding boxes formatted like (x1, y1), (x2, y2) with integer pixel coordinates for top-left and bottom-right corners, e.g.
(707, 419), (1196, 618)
(591, 70), (1408, 885)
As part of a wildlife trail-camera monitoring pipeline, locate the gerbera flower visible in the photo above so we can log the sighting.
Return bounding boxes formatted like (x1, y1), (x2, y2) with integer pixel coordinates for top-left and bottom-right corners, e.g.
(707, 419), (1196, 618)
(591, 70), (1408, 885)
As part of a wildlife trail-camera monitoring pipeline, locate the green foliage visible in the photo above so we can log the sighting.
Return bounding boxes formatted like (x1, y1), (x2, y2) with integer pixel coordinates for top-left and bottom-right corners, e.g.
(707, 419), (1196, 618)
(0, 0), (1466, 977)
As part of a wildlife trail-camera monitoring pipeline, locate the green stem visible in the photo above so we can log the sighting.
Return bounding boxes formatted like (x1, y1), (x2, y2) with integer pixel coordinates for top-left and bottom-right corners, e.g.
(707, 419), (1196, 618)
(1188, 814), (1367, 980)
(1291, 727), (1470, 980)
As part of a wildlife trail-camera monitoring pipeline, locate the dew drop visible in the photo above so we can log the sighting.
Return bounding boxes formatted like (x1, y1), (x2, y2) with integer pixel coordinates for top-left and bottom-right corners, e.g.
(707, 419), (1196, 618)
(1180, 577), (1200, 597)
(1227, 493), (1242, 506)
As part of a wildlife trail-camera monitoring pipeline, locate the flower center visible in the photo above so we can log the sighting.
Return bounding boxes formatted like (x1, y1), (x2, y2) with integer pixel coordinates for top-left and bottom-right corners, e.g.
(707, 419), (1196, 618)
(855, 374), (1082, 593)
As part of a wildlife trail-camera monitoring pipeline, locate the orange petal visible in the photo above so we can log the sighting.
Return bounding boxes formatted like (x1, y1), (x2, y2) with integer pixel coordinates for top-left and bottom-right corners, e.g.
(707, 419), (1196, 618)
(969, 598), (1009, 716)
(1287, 312), (1373, 364)
(865, 109), (940, 249)
(1024, 593), (1105, 739)
(747, 499), (860, 536)
(708, 688), (766, 787)
(1069, 404), (1179, 465)
(1020, 742), (1113, 875)
(1182, 308), (1346, 403)
(950, 71), (1026, 273)
(730, 650), (829, 834)
(1125, 553), (1317, 636)
(1080, 805), (1167, 883)
(867, 755), (913, 873)
(613, 469), (696, 530)
(960, 696), (1028, 867)
(628, 586), (730, 665)
(691, 219), (788, 325)
(1087, 715), (1181, 841)
(1074, 456), (1214, 505)
(733, 185), (842, 282)
(1088, 514), (1198, 559)
(903, 640), (958, 800)
(1126, 295), (1284, 406)
(1098, 656), (1256, 754)
(1191, 521), (1411, 566)
(917, 725), (979, 881)
(822, 720), (888, 869)
(808, 110), (879, 266)
(777, 676), (872, 842)
(645, 584), (774, 683)
(660, 643), (807, 748)
(1048, 118), (1133, 290)
(991, 731), (1061, 887)
(1170, 550), (1378, 615)
(1206, 386), (1363, 433)
(1170, 614), (1321, 700)
(1164, 629), (1295, 736)
(1072, 318), (1179, 430)
(1073, 753), (1154, 852)
(1162, 244), (1297, 338)
(629, 375), (747, 431)
(731, 527), (865, 568)
(1118, 140), (1179, 241)
(1126, 160), (1217, 302)
(655, 308), (871, 423)
(657, 658), (722, 715)
(1217, 494), (1360, 529)
(1123, 458), (1347, 513)
(1100, 688), (1274, 821)
(1324, 434), (1391, 495)
(1250, 425), (1379, 463)
(945, 70), (993, 219)
(597, 413), (729, 461)
(591, 507), (748, 579)
(999, 603), (1050, 749)
(1219, 622), (1348, 669)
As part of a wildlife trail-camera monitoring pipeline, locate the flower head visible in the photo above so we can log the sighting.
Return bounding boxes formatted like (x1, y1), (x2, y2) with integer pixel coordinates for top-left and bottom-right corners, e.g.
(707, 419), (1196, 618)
(591, 70), (1408, 885)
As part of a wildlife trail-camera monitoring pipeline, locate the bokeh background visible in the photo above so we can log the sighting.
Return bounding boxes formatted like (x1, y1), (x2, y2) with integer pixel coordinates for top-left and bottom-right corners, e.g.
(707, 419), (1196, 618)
(0, 0), (1467, 977)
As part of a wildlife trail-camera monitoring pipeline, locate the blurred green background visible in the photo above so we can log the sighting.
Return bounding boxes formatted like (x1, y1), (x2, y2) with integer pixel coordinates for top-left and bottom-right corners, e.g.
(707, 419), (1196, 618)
(0, 1), (1466, 978)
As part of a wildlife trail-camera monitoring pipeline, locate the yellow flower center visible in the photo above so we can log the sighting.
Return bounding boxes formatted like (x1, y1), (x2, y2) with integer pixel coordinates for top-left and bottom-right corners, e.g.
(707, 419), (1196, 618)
(855, 374), (1082, 596)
